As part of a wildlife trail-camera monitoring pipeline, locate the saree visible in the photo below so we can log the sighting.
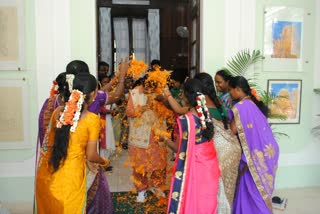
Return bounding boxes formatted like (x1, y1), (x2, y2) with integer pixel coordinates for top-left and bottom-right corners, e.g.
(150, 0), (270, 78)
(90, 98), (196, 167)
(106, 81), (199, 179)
(35, 110), (100, 214)
(211, 116), (241, 214)
(231, 99), (279, 214)
(218, 93), (233, 110)
(167, 113), (220, 214)
(86, 166), (114, 214)
(36, 95), (60, 168)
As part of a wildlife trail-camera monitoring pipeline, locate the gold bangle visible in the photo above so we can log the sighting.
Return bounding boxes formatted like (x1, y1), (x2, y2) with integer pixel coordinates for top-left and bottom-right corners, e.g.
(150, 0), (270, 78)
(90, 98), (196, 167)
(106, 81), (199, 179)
(100, 158), (110, 167)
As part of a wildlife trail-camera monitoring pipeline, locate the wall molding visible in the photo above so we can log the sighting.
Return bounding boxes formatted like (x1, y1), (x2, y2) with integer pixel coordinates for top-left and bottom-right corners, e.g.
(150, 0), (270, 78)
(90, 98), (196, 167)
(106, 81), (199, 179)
(0, 155), (35, 177)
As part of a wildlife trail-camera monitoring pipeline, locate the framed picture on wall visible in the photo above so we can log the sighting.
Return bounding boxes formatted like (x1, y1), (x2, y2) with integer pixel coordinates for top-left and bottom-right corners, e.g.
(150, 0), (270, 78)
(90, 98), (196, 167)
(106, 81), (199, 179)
(267, 79), (302, 124)
(263, 6), (305, 72)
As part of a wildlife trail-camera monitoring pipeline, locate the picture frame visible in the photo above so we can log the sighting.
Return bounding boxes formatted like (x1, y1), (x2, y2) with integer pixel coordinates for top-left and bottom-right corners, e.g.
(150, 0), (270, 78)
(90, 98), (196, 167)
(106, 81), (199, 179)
(263, 6), (305, 72)
(0, 0), (25, 71)
(267, 79), (302, 124)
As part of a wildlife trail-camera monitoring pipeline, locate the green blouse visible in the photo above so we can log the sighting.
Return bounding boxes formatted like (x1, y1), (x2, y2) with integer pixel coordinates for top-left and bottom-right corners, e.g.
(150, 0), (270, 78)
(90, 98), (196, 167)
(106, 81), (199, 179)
(209, 106), (227, 121)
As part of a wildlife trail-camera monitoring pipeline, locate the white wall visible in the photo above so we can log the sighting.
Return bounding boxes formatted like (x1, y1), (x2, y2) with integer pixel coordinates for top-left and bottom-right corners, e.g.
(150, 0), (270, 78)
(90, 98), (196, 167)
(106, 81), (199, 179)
(35, 0), (71, 111)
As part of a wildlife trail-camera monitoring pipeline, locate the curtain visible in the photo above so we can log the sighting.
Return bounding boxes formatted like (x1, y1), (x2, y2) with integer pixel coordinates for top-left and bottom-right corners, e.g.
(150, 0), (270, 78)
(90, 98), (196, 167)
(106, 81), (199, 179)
(132, 18), (149, 65)
(113, 17), (130, 68)
(99, 8), (112, 74)
(148, 9), (160, 62)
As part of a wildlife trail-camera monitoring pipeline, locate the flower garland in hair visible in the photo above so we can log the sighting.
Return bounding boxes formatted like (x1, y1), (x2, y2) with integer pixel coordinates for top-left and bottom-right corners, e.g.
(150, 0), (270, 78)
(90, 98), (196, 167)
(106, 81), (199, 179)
(66, 74), (75, 93)
(57, 89), (85, 132)
(49, 80), (59, 98)
(250, 87), (260, 101)
(195, 93), (212, 130)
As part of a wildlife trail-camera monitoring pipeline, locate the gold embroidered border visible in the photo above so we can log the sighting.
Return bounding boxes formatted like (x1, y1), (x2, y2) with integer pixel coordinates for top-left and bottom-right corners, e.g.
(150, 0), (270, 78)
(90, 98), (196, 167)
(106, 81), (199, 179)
(232, 107), (273, 211)
(176, 115), (190, 214)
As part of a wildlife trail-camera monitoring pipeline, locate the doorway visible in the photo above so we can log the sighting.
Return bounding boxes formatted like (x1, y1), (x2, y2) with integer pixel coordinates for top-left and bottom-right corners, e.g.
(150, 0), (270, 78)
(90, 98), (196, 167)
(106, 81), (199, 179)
(96, 0), (200, 77)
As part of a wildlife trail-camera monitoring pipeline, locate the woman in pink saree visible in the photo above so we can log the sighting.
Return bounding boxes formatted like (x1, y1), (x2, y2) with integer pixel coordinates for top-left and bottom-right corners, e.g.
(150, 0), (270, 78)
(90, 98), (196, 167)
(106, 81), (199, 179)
(165, 79), (220, 214)
(228, 76), (279, 214)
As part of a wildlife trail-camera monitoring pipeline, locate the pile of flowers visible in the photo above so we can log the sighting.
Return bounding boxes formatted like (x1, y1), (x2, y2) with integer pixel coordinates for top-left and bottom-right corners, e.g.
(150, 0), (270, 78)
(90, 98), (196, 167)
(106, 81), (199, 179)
(145, 67), (170, 94)
(127, 59), (148, 80)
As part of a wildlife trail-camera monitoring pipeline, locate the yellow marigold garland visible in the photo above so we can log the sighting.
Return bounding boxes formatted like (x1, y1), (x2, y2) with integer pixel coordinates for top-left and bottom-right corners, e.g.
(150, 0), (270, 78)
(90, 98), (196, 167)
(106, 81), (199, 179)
(145, 68), (170, 94)
(127, 59), (148, 80)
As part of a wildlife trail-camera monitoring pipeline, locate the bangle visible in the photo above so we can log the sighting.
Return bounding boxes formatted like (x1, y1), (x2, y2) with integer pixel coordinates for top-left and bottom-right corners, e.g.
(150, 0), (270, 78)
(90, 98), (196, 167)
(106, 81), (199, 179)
(100, 158), (110, 167)
(166, 94), (172, 99)
(119, 79), (125, 83)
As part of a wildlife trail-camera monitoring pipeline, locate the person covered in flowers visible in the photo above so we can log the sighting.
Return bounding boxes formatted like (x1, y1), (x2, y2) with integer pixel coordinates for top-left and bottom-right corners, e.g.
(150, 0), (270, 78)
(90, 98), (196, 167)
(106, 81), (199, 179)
(126, 74), (169, 203)
(163, 78), (220, 213)
(228, 76), (279, 214)
(35, 73), (111, 213)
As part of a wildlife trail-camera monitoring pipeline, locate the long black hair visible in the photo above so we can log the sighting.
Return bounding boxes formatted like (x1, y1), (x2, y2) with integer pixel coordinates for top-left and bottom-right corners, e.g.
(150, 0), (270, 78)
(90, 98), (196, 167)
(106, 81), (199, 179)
(183, 79), (214, 141)
(50, 73), (97, 172)
(216, 69), (232, 82)
(194, 73), (229, 129)
(55, 72), (66, 95)
(229, 76), (268, 117)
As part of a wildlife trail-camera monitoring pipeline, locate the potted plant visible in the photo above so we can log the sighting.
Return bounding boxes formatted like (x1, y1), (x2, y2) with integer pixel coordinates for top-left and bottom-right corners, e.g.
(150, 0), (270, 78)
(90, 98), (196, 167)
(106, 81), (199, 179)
(224, 49), (289, 138)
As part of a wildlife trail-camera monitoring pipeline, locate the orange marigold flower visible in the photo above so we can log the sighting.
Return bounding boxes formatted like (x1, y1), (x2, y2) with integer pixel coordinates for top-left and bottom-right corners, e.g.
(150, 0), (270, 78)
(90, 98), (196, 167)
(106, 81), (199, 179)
(251, 87), (260, 101)
(49, 81), (58, 98)
(145, 68), (170, 92)
(127, 59), (148, 80)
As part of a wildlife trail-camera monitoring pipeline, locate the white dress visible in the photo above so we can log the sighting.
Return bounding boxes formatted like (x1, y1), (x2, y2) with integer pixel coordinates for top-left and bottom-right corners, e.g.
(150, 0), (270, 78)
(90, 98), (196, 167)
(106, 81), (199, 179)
(100, 104), (116, 158)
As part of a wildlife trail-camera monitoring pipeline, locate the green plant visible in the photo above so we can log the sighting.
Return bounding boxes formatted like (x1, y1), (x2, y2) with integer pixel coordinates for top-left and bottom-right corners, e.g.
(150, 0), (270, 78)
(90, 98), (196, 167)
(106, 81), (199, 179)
(225, 49), (263, 86)
(225, 49), (288, 138)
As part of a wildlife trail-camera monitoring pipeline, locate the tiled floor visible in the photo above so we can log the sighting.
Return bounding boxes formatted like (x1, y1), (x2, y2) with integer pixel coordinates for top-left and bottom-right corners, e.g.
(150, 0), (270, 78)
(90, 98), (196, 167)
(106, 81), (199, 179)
(2, 149), (320, 214)
(106, 149), (134, 193)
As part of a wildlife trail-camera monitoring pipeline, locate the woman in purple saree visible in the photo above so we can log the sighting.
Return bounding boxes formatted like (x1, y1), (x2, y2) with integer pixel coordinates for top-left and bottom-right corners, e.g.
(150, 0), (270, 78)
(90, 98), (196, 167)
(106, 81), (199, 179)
(228, 76), (279, 214)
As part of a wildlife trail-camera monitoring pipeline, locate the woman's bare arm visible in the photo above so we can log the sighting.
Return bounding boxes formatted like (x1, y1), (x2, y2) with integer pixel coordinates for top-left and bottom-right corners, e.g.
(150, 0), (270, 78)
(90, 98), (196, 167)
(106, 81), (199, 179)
(86, 140), (105, 164)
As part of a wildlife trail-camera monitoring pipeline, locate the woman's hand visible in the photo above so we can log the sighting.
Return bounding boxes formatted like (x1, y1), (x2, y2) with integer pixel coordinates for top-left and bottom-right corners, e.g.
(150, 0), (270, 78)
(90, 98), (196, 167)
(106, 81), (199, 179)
(163, 87), (172, 99)
(100, 157), (110, 168)
(87, 161), (99, 173)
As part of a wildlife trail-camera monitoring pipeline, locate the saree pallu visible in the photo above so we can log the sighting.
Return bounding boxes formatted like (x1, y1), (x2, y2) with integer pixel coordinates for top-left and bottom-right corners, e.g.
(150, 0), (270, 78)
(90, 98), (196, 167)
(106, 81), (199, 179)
(212, 118), (241, 213)
(231, 99), (279, 214)
(167, 113), (220, 214)
(36, 96), (60, 169)
(87, 168), (114, 214)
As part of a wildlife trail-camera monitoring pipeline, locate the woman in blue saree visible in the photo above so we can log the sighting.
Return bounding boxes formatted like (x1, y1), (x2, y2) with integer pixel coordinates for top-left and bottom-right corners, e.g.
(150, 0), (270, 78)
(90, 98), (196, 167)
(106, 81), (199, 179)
(228, 76), (279, 214)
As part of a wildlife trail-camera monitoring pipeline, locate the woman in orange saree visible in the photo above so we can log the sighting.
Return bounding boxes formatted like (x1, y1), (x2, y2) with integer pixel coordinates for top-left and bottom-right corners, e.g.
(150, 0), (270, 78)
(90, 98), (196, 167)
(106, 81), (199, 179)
(35, 73), (109, 214)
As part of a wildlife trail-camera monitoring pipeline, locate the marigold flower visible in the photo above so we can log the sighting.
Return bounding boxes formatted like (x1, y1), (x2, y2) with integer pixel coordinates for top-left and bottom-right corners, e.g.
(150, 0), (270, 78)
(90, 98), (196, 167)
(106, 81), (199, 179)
(250, 87), (260, 101)
(127, 59), (148, 80)
(49, 81), (58, 98)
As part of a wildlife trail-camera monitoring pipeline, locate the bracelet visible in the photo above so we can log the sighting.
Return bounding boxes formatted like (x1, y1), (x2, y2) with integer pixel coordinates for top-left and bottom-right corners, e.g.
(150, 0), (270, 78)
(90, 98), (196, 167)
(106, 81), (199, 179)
(100, 158), (110, 167)
(119, 79), (125, 83)
(166, 94), (172, 99)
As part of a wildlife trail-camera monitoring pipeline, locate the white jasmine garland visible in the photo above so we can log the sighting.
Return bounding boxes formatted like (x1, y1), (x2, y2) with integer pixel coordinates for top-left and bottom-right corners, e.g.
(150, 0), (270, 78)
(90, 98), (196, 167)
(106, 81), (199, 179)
(66, 74), (75, 93)
(56, 89), (85, 132)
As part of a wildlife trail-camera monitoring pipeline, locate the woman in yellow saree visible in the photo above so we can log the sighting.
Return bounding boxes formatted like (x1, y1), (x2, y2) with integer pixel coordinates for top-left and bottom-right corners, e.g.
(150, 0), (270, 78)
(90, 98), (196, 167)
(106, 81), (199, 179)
(35, 73), (109, 214)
